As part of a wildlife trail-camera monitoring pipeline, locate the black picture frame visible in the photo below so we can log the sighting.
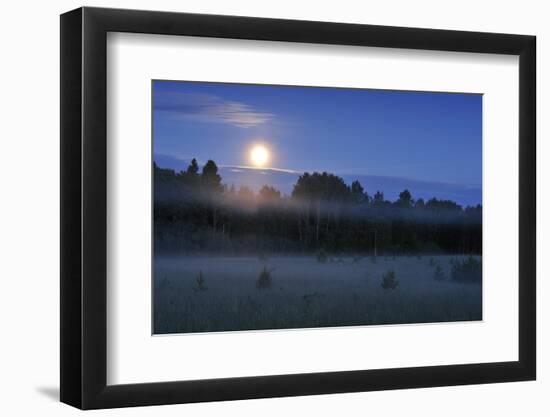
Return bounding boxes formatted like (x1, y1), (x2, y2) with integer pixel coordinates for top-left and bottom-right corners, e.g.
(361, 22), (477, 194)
(60, 6), (536, 410)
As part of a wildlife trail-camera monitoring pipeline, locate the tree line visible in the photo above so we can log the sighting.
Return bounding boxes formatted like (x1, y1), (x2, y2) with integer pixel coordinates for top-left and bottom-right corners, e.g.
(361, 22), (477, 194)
(154, 159), (482, 255)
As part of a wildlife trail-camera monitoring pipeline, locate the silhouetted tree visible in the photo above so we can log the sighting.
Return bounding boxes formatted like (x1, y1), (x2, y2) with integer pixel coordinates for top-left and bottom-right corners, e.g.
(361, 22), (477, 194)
(186, 158), (199, 175)
(238, 185), (255, 200)
(351, 180), (367, 203)
(397, 189), (413, 208)
(200, 160), (223, 235)
(201, 160), (222, 192)
(292, 172), (351, 246)
(154, 162), (176, 183)
(414, 198), (425, 209)
(372, 191), (384, 206)
(259, 185), (282, 203)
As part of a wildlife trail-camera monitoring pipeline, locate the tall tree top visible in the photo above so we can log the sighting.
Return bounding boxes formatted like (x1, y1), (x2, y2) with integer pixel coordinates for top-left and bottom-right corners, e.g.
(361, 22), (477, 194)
(201, 160), (222, 191)
(292, 172), (350, 202)
(397, 189), (413, 208)
(186, 158), (199, 175)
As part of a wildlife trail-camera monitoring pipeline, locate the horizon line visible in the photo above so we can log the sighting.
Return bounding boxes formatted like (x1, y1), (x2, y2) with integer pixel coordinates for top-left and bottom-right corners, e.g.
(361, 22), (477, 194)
(154, 155), (482, 190)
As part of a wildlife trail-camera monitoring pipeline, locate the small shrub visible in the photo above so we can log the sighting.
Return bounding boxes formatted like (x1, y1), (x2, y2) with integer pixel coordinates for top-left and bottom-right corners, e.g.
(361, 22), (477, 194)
(256, 266), (273, 289)
(433, 265), (445, 281)
(316, 249), (328, 263)
(193, 271), (207, 292)
(451, 256), (482, 284)
(381, 270), (399, 290)
(429, 257), (436, 267)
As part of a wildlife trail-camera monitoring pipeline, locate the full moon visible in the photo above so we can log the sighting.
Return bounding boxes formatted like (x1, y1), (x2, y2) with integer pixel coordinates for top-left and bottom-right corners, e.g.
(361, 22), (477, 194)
(250, 145), (270, 167)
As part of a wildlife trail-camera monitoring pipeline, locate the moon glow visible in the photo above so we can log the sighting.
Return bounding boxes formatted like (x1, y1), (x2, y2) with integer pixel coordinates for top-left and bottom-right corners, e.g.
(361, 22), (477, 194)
(250, 145), (270, 167)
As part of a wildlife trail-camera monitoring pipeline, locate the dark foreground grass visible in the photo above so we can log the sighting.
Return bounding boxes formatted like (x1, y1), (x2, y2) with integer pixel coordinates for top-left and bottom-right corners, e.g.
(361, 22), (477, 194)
(153, 255), (482, 334)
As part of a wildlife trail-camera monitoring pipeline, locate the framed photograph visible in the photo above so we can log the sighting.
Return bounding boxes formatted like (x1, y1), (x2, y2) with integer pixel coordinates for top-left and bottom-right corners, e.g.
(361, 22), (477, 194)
(60, 7), (536, 409)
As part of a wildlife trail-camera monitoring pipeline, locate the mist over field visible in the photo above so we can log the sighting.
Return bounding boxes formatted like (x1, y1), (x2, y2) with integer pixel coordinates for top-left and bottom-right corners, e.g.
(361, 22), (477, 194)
(154, 255), (482, 334)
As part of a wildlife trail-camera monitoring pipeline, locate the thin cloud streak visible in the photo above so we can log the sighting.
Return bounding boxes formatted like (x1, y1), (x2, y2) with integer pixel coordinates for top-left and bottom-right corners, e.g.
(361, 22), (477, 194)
(154, 92), (275, 128)
(218, 164), (300, 174)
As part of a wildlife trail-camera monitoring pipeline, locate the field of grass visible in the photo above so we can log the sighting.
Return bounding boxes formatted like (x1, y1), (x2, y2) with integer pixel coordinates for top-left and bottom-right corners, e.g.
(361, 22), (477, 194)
(153, 255), (482, 334)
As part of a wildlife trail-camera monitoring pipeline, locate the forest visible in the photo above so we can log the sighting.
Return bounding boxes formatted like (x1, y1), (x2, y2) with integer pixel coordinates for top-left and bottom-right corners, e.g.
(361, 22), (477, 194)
(153, 158), (482, 256)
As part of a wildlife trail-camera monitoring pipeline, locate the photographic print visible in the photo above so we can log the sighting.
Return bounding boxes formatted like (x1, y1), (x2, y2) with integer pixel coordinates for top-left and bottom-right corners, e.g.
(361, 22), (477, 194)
(152, 80), (482, 335)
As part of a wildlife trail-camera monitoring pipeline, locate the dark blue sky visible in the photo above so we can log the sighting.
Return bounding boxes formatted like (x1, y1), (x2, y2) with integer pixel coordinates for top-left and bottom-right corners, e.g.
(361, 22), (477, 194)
(153, 80), (482, 190)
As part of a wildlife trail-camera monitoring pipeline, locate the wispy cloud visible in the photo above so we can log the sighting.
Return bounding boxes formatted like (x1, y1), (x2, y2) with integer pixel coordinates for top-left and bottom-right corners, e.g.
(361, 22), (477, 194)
(154, 92), (274, 128)
(219, 165), (301, 174)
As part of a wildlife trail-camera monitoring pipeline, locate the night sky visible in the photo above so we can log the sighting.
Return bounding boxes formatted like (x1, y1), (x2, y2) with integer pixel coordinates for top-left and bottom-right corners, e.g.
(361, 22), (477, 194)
(153, 80), (482, 202)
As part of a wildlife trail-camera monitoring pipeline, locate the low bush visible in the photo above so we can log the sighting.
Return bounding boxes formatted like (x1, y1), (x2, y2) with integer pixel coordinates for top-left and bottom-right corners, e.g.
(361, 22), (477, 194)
(316, 249), (328, 263)
(194, 271), (207, 292)
(381, 270), (399, 290)
(451, 256), (482, 284)
(256, 266), (273, 289)
(433, 265), (445, 281)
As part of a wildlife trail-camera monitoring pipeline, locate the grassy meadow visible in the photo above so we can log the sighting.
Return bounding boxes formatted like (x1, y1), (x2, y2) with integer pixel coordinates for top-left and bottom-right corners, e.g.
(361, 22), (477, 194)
(153, 254), (482, 334)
